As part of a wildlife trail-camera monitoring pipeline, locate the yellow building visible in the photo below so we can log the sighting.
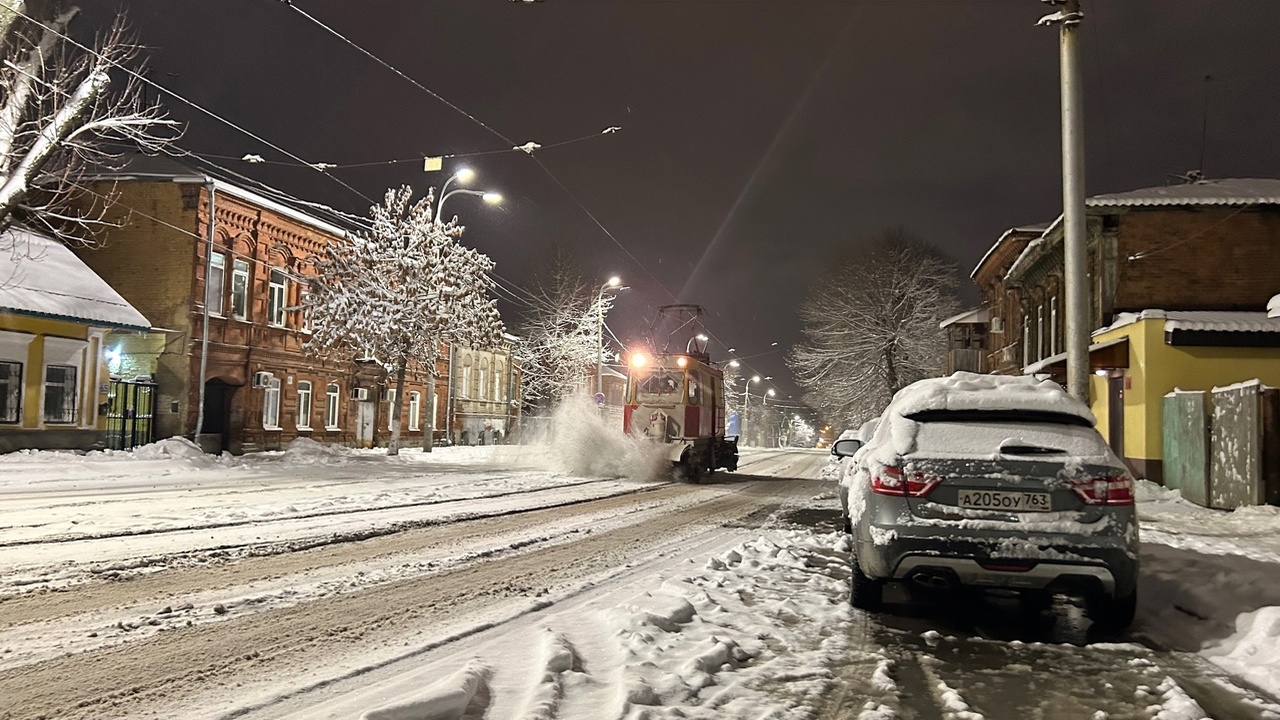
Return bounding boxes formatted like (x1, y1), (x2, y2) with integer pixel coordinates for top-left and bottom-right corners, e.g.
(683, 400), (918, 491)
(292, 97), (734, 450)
(0, 227), (151, 452)
(1079, 308), (1280, 482)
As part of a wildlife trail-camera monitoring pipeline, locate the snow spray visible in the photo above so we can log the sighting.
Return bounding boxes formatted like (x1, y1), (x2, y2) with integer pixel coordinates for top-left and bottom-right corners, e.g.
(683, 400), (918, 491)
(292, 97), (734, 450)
(538, 393), (669, 482)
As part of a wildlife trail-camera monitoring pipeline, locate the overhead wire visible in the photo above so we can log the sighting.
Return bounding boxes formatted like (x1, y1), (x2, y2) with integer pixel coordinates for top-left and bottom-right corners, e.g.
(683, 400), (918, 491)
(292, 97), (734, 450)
(6, 5), (376, 205)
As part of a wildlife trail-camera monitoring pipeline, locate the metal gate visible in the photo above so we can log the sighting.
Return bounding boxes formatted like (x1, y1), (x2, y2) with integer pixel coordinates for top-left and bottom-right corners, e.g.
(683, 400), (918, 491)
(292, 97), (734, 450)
(105, 379), (157, 450)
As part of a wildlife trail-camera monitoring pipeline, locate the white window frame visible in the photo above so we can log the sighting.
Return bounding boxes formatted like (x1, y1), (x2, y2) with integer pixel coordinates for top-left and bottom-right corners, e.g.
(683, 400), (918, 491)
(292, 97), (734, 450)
(0, 358), (21, 424)
(232, 259), (250, 320)
(460, 365), (472, 399)
(1022, 316), (1031, 368)
(207, 252), (226, 316)
(1036, 305), (1045, 361)
(1049, 296), (1059, 357)
(268, 269), (288, 327)
(386, 388), (397, 429)
(325, 382), (340, 430)
(431, 389), (439, 430)
(408, 391), (420, 431)
(296, 380), (313, 431)
(299, 288), (314, 334)
(263, 376), (282, 430)
(41, 337), (87, 428)
(0, 331), (34, 426)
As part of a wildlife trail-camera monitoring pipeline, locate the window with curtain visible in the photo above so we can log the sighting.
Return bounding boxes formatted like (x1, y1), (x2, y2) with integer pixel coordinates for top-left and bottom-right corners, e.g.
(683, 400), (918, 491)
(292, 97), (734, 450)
(296, 381), (312, 430)
(0, 360), (21, 423)
(207, 253), (225, 316)
(263, 377), (281, 429)
(268, 269), (288, 327)
(325, 383), (340, 429)
(232, 259), (250, 320)
(43, 364), (77, 424)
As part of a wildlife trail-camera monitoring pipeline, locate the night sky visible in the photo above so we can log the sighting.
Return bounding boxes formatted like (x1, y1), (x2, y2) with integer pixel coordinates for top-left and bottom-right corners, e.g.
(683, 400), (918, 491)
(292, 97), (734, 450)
(78, 1), (1280, 400)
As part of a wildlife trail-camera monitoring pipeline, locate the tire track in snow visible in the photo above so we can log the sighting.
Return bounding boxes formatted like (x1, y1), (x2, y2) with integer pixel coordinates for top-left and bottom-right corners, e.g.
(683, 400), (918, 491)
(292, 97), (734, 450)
(0, 480), (804, 720)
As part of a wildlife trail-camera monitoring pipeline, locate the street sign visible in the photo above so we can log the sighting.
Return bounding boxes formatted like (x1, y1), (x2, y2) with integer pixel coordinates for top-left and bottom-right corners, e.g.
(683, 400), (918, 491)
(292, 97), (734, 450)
(594, 392), (606, 405)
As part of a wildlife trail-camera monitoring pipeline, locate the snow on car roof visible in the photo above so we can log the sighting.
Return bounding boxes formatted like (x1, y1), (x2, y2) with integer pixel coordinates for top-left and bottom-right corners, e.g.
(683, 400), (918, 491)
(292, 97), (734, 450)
(885, 372), (1095, 424)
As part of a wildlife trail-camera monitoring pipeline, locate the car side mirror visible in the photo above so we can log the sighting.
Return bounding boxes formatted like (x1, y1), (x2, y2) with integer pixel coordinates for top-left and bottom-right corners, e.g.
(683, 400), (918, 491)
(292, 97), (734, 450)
(832, 438), (863, 458)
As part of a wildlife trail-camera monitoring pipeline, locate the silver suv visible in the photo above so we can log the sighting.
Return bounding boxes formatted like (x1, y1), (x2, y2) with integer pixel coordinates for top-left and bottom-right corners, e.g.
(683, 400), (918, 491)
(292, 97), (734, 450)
(833, 373), (1139, 631)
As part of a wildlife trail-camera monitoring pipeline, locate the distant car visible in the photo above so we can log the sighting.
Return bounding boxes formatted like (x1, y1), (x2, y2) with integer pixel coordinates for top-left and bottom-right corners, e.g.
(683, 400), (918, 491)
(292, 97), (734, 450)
(832, 372), (1139, 631)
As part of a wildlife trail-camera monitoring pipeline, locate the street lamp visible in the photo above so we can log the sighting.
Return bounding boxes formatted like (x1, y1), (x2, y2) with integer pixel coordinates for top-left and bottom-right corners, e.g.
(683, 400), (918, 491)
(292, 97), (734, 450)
(742, 375), (760, 446)
(596, 276), (623, 397)
(435, 167), (502, 225)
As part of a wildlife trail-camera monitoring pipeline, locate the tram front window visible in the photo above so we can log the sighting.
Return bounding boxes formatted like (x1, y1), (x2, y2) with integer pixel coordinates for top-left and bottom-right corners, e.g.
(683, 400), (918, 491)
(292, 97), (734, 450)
(636, 371), (683, 403)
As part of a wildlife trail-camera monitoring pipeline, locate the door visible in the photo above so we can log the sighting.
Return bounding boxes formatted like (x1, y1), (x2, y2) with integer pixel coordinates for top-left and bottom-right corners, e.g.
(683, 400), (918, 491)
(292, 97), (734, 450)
(201, 380), (235, 452)
(357, 400), (375, 448)
(1107, 375), (1125, 459)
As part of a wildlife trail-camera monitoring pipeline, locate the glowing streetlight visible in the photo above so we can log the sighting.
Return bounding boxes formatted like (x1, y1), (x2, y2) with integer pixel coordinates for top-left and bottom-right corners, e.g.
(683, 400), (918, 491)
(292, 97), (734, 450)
(435, 167), (501, 225)
(596, 276), (626, 396)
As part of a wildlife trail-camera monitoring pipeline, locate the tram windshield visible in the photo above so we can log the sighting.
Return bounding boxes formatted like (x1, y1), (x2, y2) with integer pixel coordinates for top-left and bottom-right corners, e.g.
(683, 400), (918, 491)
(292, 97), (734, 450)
(635, 370), (684, 403)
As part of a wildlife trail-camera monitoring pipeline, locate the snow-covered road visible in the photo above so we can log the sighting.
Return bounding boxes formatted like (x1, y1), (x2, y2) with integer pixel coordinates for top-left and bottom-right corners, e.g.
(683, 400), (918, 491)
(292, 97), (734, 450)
(2, 442), (1280, 719)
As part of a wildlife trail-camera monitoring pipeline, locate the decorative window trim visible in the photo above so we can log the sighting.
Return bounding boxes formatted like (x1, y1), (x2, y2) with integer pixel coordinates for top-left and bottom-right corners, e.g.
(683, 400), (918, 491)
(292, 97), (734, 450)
(231, 259), (250, 320)
(263, 376), (282, 430)
(296, 380), (313, 431)
(325, 382), (341, 430)
(207, 252), (226, 317)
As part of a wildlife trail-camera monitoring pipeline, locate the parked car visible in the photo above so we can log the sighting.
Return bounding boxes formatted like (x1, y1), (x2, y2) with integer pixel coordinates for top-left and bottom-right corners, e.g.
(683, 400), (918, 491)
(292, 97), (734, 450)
(832, 372), (1139, 631)
(833, 419), (878, 532)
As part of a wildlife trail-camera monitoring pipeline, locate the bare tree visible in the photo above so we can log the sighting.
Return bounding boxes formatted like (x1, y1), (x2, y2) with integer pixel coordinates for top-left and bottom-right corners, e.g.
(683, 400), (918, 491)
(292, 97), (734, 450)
(516, 247), (614, 413)
(788, 229), (962, 429)
(306, 186), (504, 455)
(0, 0), (177, 247)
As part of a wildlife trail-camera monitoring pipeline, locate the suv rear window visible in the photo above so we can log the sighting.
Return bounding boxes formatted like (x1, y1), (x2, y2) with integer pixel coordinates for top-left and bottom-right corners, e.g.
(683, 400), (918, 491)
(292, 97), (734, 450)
(905, 409), (1094, 428)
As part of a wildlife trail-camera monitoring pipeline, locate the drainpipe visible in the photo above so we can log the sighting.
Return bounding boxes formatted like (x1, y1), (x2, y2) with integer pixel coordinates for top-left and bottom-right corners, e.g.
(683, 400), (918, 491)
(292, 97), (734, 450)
(193, 179), (215, 442)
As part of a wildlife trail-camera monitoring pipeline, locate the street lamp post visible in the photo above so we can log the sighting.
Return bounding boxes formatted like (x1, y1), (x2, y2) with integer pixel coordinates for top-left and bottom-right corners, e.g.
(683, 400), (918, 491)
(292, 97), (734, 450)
(596, 276), (622, 397)
(741, 375), (760, 446)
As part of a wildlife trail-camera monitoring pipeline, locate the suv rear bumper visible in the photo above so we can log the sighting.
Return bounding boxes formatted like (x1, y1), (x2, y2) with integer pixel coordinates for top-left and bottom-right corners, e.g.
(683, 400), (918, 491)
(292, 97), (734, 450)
(856, 528), (1138, 598)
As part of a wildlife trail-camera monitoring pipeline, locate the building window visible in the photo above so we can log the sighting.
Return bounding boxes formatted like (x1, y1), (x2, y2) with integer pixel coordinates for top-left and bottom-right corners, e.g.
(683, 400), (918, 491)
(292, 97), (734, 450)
(299, 288), (314, 334)
(431, 390), (439, 430)
(263, 376), (281, 429)
(460, 365), (472, 398)
(207, 253), (225, 316)
(325, 383), (340, 429)
(268, 269), (288, 327)
(408, 391), (420, 431)
(232, 259), (250, 320)
(0, 360), (21, 423)
(1036, 305), (1045, 361)
(495, 365), (504, 402)
(1022, 316), (1031, 368)
(43, 365), (77, 424)
(296, 381), (312, 430)
(386, 388), (397, 429)
(479, 361), (489, 400)
(1049, 296), (1059, 357)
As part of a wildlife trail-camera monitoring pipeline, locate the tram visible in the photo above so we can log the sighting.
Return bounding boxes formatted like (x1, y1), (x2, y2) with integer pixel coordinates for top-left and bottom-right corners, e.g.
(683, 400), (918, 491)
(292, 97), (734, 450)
(623, 306), (739, 481)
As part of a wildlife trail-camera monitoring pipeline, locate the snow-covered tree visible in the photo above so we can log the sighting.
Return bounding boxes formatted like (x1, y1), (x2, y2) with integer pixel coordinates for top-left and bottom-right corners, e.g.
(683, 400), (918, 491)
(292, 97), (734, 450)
(306, 186), (504, 455)
(788, 229), (961, 429)
(516, 248), (615, 413)
(0, 1), (177, 245)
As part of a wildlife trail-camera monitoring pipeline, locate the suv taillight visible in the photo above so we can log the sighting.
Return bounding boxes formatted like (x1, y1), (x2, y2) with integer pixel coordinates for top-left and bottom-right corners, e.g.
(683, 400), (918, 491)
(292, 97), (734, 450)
(1070, 476), (1135, 506)
(871, 465), (940, 498)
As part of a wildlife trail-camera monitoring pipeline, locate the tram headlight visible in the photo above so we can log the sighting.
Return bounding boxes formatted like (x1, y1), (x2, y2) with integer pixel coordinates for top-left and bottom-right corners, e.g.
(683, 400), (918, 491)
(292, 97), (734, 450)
(676, 356), (688, 368)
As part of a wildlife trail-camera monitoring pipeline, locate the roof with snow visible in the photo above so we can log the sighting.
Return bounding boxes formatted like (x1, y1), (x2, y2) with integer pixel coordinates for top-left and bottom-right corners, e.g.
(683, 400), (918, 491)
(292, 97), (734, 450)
(939, 307), (989, 329)
(1099, 310), (1280, 335)
(84, 153), (356, 240)
(1086, 178), (1280, 208)
(969, 223), (1049, 280)
(0, 227), (151, 330)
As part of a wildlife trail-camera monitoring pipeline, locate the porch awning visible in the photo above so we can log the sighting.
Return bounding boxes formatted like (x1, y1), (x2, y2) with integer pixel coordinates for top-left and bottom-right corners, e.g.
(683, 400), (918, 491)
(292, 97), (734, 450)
(1022, 337), (1129, 376)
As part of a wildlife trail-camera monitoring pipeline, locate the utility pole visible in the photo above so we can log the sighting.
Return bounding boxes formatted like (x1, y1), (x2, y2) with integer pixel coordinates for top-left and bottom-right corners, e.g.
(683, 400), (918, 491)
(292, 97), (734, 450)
(1041, 0), (1089, 400)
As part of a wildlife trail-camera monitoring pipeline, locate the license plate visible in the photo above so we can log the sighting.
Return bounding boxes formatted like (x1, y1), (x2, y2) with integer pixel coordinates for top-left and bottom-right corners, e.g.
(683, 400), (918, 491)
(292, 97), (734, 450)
(957, 489), (1052, 512)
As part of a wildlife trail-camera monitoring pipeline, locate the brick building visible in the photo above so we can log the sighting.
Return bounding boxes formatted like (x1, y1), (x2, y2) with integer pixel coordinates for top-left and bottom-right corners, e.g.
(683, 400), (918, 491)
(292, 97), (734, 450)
(970, 178), (1280, 480)
(975, 179), (1280, 378)
(74, 155), (450, 452)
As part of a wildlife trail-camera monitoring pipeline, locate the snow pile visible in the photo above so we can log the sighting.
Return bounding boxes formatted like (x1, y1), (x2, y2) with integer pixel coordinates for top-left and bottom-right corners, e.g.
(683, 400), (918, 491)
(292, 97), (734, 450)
(1203, 608), (1280, 694)
(277, 437), (353, 465)
(538, 393), (669, 482)
(886, 372), (1095, 424)
(360, 660), (492, 720)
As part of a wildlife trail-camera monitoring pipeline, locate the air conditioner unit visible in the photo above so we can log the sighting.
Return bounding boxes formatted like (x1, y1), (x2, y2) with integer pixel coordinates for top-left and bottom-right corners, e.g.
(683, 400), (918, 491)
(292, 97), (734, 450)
(350, 387), (369, 401)
(990, 316), (1005, 333)
(251, 371), (273, 388)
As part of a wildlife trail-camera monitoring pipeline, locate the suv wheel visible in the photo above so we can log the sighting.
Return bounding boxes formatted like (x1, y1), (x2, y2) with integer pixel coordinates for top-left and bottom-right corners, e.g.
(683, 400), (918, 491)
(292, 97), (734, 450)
(849, 546), (883, 611)
(1088, 590), (1136, 633)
